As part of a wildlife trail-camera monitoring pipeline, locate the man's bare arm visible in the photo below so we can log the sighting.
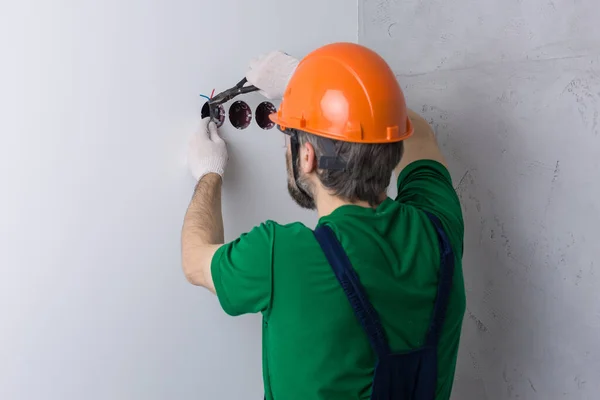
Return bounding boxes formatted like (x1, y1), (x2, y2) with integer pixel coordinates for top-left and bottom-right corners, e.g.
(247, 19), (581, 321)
(395, 109), (448, 177)
(181, 173), (224, 293)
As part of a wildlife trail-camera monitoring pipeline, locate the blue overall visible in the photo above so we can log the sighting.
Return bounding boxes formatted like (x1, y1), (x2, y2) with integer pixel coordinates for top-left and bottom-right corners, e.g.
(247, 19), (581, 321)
(313, 212), (455, 400)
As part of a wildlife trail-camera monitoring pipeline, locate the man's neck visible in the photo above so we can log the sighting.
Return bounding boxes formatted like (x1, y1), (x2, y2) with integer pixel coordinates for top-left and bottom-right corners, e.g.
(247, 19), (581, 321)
(315, 191), (386, 218)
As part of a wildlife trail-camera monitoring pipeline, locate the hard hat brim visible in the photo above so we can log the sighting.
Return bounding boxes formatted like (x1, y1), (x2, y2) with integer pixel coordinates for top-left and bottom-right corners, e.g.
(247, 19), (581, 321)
(269, 112), (414, 144)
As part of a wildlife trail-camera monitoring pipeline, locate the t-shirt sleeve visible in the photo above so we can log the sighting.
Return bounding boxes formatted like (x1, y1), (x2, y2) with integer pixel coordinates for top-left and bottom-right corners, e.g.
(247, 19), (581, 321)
(210, 221), (275, 316)
(396, 160), (464, 254)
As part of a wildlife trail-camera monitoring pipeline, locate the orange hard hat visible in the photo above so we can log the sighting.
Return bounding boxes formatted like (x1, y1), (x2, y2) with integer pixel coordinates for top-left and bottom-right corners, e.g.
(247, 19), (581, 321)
(270, 42), (413, 144)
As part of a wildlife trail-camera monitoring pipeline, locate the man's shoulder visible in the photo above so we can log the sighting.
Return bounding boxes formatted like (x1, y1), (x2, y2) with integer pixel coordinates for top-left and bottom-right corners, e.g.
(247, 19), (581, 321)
(251, 219), (311, 234)
(263, 219), (311, 230)
(262, 219), (316, 244)
(395, 160), (464, 253)
(211, 220), (315, 316)
(232, 220), (314, 247)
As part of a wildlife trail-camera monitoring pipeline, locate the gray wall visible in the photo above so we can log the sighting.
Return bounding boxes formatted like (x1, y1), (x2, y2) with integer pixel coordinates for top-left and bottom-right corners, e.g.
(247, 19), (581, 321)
(360, 0), (600, 399)
(0, 1), (354, 399)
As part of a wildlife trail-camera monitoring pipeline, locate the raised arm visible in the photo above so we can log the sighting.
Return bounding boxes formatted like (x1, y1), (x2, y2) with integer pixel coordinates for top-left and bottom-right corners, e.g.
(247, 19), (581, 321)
(395, 109), (447, 177)
(182, 174), (223, 292)
(181, 118), (228, 292)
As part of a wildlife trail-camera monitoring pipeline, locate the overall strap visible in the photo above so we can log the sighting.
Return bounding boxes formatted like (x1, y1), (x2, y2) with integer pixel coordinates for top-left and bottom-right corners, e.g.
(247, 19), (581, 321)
(314, 225), (391, 357)
(423, 212), (456, 347)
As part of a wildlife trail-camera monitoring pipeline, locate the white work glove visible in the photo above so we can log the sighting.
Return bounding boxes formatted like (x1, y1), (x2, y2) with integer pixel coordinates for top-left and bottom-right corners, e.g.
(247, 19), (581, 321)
(246, 51), (299, 100)
(187, 117), (228, 181)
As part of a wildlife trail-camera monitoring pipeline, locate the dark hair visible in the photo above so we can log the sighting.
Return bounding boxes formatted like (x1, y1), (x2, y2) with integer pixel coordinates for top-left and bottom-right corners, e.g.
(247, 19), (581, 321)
(296, 130), (403, 206)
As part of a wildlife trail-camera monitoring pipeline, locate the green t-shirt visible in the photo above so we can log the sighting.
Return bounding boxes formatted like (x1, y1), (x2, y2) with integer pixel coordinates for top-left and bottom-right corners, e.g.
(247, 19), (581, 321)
(211, 160), (466, 400)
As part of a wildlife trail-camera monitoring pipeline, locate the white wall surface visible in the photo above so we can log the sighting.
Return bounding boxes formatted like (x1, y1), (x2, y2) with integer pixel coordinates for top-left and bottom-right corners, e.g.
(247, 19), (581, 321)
(0, 1), (356, 399)
(360, 0), (600, 399)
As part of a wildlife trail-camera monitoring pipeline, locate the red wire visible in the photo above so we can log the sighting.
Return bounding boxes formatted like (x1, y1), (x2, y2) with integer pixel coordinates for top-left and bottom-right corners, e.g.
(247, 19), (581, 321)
(210, 89), (215, 99)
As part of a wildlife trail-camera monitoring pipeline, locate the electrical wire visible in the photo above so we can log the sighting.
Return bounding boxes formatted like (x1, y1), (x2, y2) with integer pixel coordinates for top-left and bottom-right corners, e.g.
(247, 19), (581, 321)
(201, 89), (219, 125)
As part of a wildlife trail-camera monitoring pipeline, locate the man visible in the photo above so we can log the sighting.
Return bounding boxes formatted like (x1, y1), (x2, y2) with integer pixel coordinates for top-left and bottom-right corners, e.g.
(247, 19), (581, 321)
(182, 43), (466, 399)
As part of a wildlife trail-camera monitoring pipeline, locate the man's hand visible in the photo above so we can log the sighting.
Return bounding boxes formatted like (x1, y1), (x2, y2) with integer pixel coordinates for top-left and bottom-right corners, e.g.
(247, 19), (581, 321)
(188, 117), (228, 181)
(246, 51), (299, 100)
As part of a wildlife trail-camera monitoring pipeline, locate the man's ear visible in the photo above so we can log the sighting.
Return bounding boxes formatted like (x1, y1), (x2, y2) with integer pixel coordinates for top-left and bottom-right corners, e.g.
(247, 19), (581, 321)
(300, 142), (317, 174)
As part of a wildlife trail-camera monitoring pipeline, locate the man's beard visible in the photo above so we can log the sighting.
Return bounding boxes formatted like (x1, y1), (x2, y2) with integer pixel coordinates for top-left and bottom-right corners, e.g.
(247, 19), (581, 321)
(286, 151), (316, 210)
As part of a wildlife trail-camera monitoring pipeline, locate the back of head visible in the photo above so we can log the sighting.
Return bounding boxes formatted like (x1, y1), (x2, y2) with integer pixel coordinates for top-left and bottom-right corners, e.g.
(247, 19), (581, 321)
(296, 131), (403, 206)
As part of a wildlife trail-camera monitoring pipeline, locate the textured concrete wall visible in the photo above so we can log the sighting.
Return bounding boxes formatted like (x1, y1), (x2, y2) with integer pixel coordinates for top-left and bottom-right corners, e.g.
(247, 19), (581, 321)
(360, 1), (600, 399)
